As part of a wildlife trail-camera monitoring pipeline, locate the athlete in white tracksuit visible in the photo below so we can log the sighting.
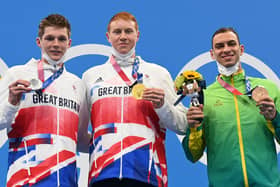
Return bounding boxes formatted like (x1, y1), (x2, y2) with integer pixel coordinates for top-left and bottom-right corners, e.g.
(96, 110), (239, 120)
(83, 12), (188, 187)
(83, 54), (188, 186)
(0, 14), (89, 187)
(0, 58), (89, 187)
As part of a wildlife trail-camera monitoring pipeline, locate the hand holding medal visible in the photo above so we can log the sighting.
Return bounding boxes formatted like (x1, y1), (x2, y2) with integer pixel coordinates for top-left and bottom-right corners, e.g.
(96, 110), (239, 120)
(251, 86), (269, 102)
(132, 83), (145, 99)
(29, 78), (43, 91)
(251, 86), (277, 120)
(8, 79), (32, 105)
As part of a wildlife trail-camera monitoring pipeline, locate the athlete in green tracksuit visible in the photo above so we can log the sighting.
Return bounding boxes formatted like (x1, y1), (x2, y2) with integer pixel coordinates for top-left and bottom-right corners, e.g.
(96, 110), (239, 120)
(182, 27), (280, 187)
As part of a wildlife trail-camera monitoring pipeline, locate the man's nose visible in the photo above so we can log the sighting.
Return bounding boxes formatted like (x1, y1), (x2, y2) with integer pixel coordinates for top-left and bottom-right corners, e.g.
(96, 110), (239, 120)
(52, 38), (60, 46)
(120, 31), (127, 40)
(223, 44), (231, 52)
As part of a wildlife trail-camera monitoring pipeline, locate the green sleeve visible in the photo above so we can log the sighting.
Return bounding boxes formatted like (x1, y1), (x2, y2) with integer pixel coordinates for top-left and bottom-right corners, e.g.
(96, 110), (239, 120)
(182, 124), (205, 163)
(271, 111), (280, 143)
(271, 84), (280, 143)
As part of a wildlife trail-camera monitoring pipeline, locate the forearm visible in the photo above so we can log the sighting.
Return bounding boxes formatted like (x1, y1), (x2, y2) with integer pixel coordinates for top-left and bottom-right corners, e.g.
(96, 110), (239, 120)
(271, 111), (280, 142)
(155, 70), (189, 134)
(156, 101), (188, 134)
(182, 125), (205, 162)
(0, 100), (18, 130)
(77, 85), (90, 153)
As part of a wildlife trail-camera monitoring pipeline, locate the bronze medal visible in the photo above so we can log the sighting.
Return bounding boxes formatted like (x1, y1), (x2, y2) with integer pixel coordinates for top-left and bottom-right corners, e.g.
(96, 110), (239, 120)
(252, 86), (268, 102)
(132, 83), (145, 99)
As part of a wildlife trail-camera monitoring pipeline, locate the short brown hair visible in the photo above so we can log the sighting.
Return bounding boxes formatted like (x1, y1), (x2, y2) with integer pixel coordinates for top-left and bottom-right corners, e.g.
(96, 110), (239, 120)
(211, 27), (240, 48)
(107, 12), (138, 32)
(38, 14), (71, 39)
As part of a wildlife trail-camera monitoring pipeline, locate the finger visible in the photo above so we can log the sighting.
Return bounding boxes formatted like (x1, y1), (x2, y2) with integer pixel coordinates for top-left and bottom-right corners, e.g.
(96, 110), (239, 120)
(256, 96), (273, 104)
(143, 88), (164, 96)
(14, 80), (31, 87)
(11, 85), (32, 93)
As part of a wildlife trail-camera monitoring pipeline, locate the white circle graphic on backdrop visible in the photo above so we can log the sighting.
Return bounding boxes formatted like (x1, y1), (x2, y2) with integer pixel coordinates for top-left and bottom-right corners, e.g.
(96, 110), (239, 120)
(176, 51), (280, 165)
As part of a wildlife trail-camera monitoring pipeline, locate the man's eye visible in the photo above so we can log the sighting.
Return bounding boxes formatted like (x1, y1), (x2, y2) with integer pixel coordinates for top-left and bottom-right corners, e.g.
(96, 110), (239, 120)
(228, 41), (237, 46)
(125, 29), (133, 34)
(215, 43), (224, 49)
(113, 30), (121, 34)
(44, 36), (55, 41)
(58, 36), (67, 41)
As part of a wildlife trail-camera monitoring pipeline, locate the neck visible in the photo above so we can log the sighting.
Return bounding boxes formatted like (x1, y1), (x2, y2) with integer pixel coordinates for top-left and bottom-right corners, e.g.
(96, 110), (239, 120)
(217, 61), (241, 77)
(112, 47), (135, 61)
(42, 52), (65, 67)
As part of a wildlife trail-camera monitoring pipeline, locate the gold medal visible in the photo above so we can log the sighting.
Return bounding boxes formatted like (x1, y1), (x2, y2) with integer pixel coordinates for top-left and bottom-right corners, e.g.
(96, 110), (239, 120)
(132, 83), (145, 99)
(252, 86), (268, 102)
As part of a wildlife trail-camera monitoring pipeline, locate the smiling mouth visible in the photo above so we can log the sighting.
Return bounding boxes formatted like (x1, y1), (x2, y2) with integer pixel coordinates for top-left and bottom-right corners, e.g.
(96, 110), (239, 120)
(50, 51), (62, 55)
(222, 55), (233, 59)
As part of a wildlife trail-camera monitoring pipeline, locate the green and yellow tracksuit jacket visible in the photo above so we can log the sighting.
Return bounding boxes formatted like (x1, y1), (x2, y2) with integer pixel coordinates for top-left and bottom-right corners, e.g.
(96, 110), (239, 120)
(182, 70), (280, 187)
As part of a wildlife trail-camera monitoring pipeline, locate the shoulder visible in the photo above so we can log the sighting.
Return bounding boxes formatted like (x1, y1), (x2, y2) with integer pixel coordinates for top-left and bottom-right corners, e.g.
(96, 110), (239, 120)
(64, 70), (81, 81)
(7, 64), (28, 74)
(139, 56), (171, 76)
(62, 68), (84, 85)
(7, 58), (38, 74)
(4, 62), (33, 80)
(249, 76), (279, 89)
(62, 70), (86, 93)
(82, 62), (109, 80)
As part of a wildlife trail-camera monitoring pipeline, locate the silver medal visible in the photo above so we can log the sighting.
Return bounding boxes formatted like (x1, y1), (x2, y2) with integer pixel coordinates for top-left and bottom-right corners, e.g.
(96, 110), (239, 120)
(29, 78), (42, 90)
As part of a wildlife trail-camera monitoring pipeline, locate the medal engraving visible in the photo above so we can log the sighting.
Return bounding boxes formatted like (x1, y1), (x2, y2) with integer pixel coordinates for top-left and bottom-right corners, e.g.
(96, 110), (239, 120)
(252, 86), (268, 102)
(132, 83), (145, 99)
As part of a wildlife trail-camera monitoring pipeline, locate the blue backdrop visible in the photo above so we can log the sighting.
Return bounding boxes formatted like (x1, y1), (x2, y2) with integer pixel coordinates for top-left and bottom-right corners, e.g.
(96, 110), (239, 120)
(1, 1), (280, 186)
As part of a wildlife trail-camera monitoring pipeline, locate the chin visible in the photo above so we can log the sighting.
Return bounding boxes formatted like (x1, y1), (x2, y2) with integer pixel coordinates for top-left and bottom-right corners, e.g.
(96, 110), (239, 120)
(118, 50), (129, 54)
(224, 61), (237, 67)
(50, 57), (62, 61)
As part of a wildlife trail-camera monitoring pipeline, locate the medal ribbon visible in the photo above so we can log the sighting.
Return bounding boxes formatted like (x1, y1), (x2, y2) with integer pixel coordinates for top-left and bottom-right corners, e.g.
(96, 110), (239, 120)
(131, 57), (143, 81)
(110, 56), (143, 87)
(217, 74), (251, 95)
(37, 60), (64, 92)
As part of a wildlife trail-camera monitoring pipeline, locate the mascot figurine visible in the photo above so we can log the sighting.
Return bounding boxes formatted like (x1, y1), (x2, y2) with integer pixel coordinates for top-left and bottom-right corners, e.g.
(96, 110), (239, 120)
(174, 70), (206, 106)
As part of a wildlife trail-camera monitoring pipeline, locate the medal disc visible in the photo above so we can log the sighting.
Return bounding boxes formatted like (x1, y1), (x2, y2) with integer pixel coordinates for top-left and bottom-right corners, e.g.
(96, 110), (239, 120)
(29, 78), (43, 90)
(252, 86), (268, 102)
(132, 84), (145, 99)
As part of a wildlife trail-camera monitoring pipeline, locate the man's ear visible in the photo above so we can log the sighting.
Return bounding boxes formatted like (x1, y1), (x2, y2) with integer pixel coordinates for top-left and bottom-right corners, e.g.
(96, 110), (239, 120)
(136, 31), (140, 42)
(106, 32), (111, 43)
(240, 44), (244, 56)
(36, 37), (41, 48)
(210, 49), (215, 60)
(68, 39), (72, 48)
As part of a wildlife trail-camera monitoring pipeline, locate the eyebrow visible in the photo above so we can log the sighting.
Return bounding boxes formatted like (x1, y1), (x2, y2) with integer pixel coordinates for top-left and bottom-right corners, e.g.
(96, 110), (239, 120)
(214, 40), (237, 46)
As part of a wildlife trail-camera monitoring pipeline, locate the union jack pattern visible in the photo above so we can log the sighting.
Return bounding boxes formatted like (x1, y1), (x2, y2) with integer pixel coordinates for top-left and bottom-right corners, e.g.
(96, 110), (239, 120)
(1, 59), (88, 187)
(83, 56), (188, 187)
(88, 97), (167, 187)
(6, 106), (79, 187)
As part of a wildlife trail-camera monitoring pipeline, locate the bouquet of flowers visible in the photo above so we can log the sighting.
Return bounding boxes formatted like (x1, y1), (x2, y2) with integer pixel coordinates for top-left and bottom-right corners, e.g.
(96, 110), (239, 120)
(174, 70), (206, 106)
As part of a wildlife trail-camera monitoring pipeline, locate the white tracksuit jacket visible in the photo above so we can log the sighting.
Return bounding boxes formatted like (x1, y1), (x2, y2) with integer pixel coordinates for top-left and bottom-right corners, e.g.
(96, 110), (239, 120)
(0, 58), (89, 187)
(82, 56), (188, 187)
